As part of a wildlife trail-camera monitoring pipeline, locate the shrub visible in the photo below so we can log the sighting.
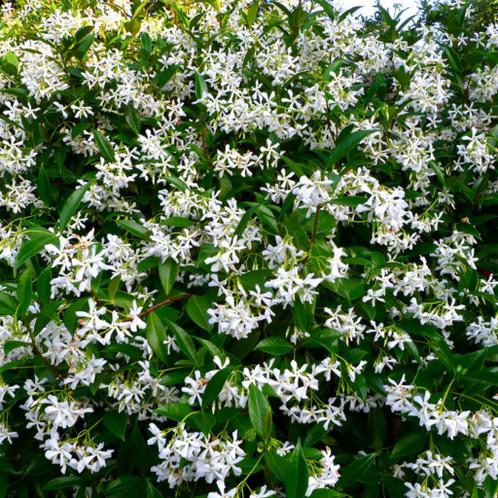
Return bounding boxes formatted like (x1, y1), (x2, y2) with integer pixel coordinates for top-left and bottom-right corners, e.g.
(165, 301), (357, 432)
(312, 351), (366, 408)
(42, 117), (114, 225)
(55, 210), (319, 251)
(0, 0), (497, 497)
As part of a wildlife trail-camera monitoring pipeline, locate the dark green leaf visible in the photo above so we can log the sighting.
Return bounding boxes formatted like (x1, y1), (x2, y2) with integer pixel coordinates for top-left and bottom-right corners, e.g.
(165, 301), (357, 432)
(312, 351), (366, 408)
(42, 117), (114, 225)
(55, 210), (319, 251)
(326, 129), (378, 167)
(37, 165), (52, 206)
(17, 267), (32, 316)
(15, 230), (58, 271)
(190, 412), (216, 434)
(338, 453), (376, 488)
(145, 312), (168, 363)
(390, 432), (427, 461)
(285, 440), (309, 498)
(93, 129), (115, 162)
(141, 32), (152, 53)
(163, 216), (195, 227)
(310, 490), (346, 498)
(74, 33), (95, 60)
(158, 258), (178, 295)
(116, 219), (151, 239)
(164, 317), (197, 363)
(58, 182), (91, 232)
(248, 384), (272, 440)
(186, 295), (212, 331)
(105, 476), (144, 495)
(125, 105), (141, 135)
(203, 367), (234, 407)
(103, 411), (127, 441)
(146, 481), (163, 498)
(155, 403), (193, 421)
(255, 337), (293, 356)
(43, 477), (83, 491)
(194, 72), (208, 100)
(324, 278), (366, 302)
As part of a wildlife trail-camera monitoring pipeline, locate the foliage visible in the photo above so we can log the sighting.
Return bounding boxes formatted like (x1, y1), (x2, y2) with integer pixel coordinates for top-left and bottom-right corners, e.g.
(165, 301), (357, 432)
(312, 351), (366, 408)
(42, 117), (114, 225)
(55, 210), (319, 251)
(0, 0), (497, 497)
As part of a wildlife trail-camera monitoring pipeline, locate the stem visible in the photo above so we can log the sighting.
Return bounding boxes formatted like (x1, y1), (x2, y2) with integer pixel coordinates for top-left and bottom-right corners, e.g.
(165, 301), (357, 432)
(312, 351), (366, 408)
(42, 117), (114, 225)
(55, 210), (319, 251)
(123, 293), (192, 321)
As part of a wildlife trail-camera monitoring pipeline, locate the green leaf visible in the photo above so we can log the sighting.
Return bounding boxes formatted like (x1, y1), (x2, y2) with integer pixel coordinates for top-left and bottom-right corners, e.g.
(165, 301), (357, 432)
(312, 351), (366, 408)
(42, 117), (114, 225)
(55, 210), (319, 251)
(1, 52), (19, 75)
(255, 204), (278, 233)
(265, 451), (287, 483)
(0, 292), (16, 315)
(194, 71), (208, 100)
(186, 295), (212, 331)
(190, 411), (216, 435)
(390, 432), (427, 461)
(368, 408), (386, 450)
(108, 276), (121, 301)
(103, 411), (127, 441)
(146, 481), (163, 498)
(484, 476), (498, 498)
(285, 440), (309, 498)
(326, 129), (378, 167)
(125, 105), (141, 135)
(4, 52), (19, 70)
(163, 317), (197, 363)
(158, 258), (178, 295)
(164, 175), (188, 191)
(255, 337), (293, 356)
(246, 1), (260, 25)
(37, 165), (52, 206)
(15, 230), (58, 271)
(43, 477), (83, 491)
(314, 0), (336, 20)
(163, 216), (195, 227)
(330, 195), (368, 207)
(145, 312), (168, 363)
(248, 384), (272, 440)
(193, 336), (226, 359)
(338, 453), (376, 488)
(74, 33), (95, 60)
(310, 490), (346, 498)
(74, 25), (93, 41)
(154, 65), (178, 88)
(292, 299), (314, 330)
(4, 340), (30, 355)
(140, 32), (152, 53)
(233, 203), (260, 238)
(324, 277), (366, 302)
(105, 476), (144, 496)
(203, 367), (234, 407)
(93, 129), (115, 162)
(155, 403), (193, 421)
(58, 182), (91, 232)
(116, 219), (151, 239)
(17, 267), (32, 316)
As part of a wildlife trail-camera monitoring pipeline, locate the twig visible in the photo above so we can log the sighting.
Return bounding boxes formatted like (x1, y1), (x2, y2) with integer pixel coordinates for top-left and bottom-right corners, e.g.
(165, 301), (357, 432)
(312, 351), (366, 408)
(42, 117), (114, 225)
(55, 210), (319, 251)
(123, 293), (192, 321)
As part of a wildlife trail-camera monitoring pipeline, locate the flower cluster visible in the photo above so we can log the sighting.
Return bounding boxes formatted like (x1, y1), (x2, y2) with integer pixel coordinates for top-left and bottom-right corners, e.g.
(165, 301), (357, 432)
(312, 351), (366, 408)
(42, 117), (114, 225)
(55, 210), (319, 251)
(0, 0), (497, 497)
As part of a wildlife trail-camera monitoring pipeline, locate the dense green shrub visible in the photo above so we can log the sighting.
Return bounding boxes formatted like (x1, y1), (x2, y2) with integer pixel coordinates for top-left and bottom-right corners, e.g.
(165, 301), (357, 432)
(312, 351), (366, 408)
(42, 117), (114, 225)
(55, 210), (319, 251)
(0, 0), (497, 497)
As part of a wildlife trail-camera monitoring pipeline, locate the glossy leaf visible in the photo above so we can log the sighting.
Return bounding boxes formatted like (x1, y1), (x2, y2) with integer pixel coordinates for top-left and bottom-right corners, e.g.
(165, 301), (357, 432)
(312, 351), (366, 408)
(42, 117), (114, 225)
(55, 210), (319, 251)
(248, 384), (272, 440)
(145, 312), (168, 363)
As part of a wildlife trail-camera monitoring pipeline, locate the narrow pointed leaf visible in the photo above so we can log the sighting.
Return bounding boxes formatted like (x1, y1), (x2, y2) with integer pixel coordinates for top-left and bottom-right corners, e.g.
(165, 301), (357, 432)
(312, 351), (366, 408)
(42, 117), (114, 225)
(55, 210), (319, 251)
(58, 182), (91, 232)
(163, 317), (197, 363)
(145, 312), (168, 363)
(186, 295), (212, 331)
(248, 384), (272, 440)
(93, 129), (115, 162)
(17, 267), (33, 316)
